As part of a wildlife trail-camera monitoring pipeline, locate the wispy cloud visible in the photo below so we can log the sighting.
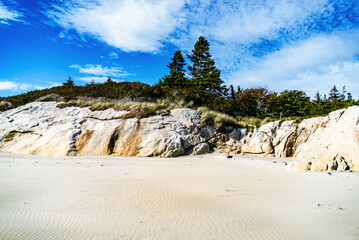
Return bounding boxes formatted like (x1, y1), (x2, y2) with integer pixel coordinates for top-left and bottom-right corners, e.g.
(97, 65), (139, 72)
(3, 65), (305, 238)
(70, 64), (130, 82)
(175, 0), (330, 46)
(292, 61), (359, 98)
(76, 76), (110, 83)
(0, 2), (22, 25)
(0, 81), (18, 90)
(227, 30), (359, 97)
(0, 80), (45, 91)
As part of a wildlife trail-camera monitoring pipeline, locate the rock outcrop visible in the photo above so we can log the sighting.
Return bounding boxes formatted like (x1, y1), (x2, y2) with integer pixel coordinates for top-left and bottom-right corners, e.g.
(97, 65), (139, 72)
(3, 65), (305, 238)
(218, 108), (358, 172)
(1, 102), (358, 172)
(0, 102), (207, 157)
(288, 107), (359, 172)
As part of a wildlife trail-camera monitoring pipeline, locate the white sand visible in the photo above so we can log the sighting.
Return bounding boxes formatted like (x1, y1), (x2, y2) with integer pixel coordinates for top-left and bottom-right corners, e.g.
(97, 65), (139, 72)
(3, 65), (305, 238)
(0, 151), (358, 240)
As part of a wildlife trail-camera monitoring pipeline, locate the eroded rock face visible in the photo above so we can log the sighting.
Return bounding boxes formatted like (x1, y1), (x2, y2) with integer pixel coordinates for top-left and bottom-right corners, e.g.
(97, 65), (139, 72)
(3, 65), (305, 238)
(0, 102), (90, 156)
(0, 102), (207, 157)
(290, 106), (359, 172)
(241, 120), (296, 157)
(236, 116), (330, 161)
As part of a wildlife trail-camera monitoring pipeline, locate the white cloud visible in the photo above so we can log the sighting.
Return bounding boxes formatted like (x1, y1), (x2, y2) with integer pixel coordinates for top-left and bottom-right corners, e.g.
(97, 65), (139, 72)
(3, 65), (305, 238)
(77, 76), (113, 83)
(109, 52), (118, 58)
(292, 62), (359, 99)
(0, 80), (45, 91)
(70, 64), (130, 82)
(0, 2), (22, 24)
(0, 81), (18, 90)
(70, 64), (129, 77)
(227, 31), (359, 98)
(176, 0), (329, 45)
(46, 0), (186, 52)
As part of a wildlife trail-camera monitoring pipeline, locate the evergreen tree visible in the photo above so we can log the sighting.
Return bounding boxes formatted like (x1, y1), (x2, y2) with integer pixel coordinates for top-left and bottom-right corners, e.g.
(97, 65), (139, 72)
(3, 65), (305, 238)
(275, 90), (311, 117)
(329, 85), (341, 101)
(230, 85), (235, 100)
(106, 77), (113, 83)
(158, 50), (187, 89)
(347, 92), (353, 102)
(63, 76), (74, 86)
(314, 91), (321, 103)
(187, 36), (225, 96)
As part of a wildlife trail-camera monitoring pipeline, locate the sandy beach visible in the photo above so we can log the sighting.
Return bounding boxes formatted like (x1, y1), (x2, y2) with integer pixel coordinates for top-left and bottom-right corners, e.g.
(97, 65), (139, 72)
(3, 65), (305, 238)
(0, 152), (358, 240)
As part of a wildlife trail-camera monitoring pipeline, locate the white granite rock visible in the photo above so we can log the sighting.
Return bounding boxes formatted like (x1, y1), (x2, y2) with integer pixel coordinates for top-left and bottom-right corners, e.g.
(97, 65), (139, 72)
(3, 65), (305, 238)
(291, 106), (359, 171)
(0, 102), (205, 157)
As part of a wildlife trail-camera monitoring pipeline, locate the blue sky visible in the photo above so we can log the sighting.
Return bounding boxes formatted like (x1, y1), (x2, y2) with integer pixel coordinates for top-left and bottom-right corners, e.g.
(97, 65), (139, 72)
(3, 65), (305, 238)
(0, 0), (358, 98)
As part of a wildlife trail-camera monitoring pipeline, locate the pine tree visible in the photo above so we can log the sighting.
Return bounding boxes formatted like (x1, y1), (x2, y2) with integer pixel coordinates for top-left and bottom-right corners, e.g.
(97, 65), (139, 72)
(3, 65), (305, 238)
(347, 92), (353, 102)
(106, 77), (113, 83)
(329, 85), (341, 101)
(187, 36), (225, 95)
(314, 91), (321, 103)
(63, 75), (74, 86)
(158, 50), (187, 89)
(230, 85), (235, 100)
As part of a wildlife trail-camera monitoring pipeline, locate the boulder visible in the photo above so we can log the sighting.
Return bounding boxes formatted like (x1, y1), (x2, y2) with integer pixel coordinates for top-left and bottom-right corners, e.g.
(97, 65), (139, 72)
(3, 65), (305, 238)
(286, 161), (311, 172)
(162, 137), (185, 157)
(228, 128), (247, 141)
(241, 121), (281, 155)
(192, 143), (210, 155)
(219, 138), (243, 154)
(181, 134), (206, 150)
(200, 126), (216, 140)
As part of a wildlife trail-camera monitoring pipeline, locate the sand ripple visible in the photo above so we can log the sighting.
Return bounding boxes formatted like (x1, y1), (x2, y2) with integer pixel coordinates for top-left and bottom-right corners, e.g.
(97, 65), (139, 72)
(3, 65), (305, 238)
(1, 153), (358, 239)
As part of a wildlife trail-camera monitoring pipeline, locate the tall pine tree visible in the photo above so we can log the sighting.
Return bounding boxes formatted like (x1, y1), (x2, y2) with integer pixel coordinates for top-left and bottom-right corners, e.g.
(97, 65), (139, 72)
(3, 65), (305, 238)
(158, 50), (187, 89)
(314, 91), (321, 103)
(187, 36), (225, 96)
(329, 85), (341, 101)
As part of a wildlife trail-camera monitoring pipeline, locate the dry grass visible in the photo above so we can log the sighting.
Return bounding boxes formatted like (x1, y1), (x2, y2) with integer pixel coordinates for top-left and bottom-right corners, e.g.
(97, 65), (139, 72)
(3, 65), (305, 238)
(236, 116), (305, 131)
(57, 99), (175, 119)
(197, 107), (245, 132)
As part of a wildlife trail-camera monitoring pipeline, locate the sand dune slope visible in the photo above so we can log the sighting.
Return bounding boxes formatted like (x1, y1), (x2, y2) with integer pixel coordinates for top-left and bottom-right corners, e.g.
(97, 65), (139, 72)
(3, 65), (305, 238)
(0, 152), (358, 240)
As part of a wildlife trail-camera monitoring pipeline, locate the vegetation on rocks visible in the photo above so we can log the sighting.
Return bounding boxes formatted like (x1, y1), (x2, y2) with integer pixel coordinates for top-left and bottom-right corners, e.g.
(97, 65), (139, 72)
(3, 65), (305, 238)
(57, 99), (173, 119)
(197, 107), (244, 131)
